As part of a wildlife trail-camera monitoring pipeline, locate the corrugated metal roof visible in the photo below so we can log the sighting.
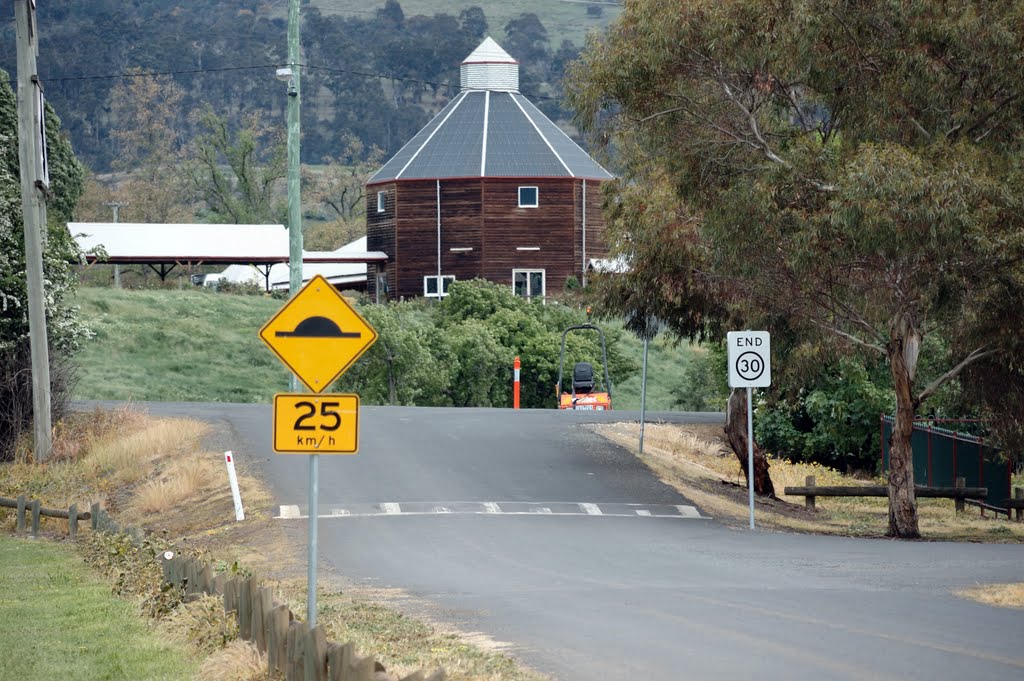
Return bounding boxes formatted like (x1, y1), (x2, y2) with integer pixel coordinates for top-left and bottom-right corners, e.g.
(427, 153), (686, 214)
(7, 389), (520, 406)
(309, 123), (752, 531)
(69, 223), (386, 265)
(368, 92), (612, 183)
(367, 38), (612, 185)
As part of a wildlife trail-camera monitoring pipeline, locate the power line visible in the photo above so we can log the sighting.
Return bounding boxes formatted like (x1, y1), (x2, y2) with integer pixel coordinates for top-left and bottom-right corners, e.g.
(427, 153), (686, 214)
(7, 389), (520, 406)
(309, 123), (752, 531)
(30, 62), (563, 103)
(40, 63), (285, 83)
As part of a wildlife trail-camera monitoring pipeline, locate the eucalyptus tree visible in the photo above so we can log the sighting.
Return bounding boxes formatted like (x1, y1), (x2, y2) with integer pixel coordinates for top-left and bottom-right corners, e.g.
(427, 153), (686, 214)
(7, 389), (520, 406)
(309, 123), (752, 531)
(568, 0), (1024, 537)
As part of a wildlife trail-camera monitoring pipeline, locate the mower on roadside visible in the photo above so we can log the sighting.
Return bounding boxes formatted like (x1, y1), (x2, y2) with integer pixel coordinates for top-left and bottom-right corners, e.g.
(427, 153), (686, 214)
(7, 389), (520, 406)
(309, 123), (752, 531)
(556, 323), (613, 410)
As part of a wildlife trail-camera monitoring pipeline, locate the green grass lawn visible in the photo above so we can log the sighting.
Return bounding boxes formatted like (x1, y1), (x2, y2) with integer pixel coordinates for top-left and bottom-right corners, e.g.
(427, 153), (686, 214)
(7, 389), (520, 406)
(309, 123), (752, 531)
(74, 286), (291, 403)
(608, 333), (697, 411)
(0, 535), (197, 681)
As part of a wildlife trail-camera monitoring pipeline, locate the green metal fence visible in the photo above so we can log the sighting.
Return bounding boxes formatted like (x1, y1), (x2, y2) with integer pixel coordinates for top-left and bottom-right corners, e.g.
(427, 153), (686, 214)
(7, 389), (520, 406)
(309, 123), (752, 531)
(880, 416), (1011, 507)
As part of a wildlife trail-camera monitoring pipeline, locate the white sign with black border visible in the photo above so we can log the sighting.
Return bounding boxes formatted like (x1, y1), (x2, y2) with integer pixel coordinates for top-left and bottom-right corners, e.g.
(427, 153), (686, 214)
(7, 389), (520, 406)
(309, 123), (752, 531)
(727, 331), (771, 388)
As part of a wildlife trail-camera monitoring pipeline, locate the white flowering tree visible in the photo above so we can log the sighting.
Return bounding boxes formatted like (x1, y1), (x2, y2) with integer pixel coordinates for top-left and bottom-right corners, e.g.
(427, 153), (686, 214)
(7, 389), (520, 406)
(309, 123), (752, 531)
(1, 70), (88, 460)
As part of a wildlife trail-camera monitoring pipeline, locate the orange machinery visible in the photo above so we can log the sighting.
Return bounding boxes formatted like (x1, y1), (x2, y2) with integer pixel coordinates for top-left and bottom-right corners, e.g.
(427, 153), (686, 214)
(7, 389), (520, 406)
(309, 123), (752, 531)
(556, 323), (613, 411)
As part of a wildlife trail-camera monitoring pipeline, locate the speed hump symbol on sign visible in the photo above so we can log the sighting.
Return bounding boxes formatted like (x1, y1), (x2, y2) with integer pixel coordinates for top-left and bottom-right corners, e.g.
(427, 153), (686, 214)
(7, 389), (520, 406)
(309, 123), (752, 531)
(727, 331), (771, 388)
(259, 274), (377, 393)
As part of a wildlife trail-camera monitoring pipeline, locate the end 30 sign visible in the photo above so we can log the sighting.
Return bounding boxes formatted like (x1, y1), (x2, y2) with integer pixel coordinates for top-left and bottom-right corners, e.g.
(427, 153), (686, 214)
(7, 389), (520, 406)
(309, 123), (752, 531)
(727, 331), (771, 389)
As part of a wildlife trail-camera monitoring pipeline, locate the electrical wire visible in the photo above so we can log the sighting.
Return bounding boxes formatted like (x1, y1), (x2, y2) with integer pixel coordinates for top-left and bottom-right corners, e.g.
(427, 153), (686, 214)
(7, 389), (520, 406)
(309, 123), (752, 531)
(29, 62), (563, 103)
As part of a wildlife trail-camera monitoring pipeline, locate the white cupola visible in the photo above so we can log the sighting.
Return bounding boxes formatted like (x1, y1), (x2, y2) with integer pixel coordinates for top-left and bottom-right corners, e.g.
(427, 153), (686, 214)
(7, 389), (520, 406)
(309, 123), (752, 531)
(460, 37), (519, 92)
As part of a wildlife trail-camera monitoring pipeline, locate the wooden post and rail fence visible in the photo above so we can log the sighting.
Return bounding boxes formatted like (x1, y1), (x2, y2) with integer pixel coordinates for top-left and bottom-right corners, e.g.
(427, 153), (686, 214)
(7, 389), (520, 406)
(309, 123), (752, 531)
(1, 495), (90, 539)
(2, 498), (444, 681)
(785, 477), (1024, 520)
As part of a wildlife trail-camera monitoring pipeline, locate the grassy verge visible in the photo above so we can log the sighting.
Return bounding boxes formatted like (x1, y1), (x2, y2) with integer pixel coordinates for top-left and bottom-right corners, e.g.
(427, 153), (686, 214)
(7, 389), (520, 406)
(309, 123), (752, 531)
(0, 535), (197, 681)
(595, 421), (1024, 542)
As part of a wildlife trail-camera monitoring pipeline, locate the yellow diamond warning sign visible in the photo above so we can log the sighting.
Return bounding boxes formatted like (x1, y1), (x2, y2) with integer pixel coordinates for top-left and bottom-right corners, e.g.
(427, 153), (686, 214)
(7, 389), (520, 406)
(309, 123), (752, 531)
(259, 274), (377, 393)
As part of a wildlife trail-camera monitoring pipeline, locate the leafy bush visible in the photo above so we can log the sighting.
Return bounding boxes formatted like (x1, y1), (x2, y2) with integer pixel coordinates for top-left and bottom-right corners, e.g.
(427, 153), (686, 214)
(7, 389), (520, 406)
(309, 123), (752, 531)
(671, 343), (729, 411)
(335, 279), (638, 408)
(755, 358), (892, 471)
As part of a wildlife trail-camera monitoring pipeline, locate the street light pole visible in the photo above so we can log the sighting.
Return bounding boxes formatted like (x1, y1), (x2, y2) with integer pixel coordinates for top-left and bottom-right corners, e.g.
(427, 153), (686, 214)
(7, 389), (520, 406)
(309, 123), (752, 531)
(15, 0), (52, 463)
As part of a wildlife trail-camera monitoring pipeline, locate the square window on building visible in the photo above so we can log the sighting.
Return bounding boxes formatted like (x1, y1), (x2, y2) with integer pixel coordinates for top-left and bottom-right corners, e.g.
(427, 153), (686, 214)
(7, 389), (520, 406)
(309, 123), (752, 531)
(518, 186), (539, 208)
(424, 275), (455, 298)
(377, 190), (386, 213)
(513, 269), (545, 300)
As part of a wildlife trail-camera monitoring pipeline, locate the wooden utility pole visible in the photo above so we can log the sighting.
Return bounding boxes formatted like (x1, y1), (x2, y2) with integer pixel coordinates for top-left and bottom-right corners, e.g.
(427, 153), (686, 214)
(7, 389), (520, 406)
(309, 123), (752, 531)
(284, 0), (318, 632)
(14, 0), (52, 462)
(287, 0), (302, 298)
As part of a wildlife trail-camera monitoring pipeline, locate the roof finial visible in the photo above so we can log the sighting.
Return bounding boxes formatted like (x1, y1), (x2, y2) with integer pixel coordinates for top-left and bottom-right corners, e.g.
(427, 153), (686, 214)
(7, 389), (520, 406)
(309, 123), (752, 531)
(461, 37), (519, 92)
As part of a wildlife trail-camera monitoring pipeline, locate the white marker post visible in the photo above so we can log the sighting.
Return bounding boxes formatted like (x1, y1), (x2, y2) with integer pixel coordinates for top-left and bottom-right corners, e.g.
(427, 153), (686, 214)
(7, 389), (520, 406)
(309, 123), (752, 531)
(727, 331), (771, 530)
(224, 451), (245, 521)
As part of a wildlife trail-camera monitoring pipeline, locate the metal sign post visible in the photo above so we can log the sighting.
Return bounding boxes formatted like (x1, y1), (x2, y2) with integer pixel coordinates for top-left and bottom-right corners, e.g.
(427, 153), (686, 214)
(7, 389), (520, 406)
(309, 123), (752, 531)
(727, 331), (771, 530)
(260, 274), (377, 630)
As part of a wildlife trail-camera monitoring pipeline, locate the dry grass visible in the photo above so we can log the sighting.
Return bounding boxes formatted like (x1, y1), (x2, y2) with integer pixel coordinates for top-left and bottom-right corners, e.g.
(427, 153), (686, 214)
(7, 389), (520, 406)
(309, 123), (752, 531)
(198, 641), (271, 681)
(83, 417), (208, 489)
(957, 583), (1024, 610)
(130, 456), (223, 515)
(595, 421), (1024, 541)
(160, 594), (239, 656)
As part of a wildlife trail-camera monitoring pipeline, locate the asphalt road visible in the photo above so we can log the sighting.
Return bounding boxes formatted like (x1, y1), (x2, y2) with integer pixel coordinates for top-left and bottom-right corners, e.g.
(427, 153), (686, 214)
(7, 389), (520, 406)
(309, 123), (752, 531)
(117, 402), (1023, 681)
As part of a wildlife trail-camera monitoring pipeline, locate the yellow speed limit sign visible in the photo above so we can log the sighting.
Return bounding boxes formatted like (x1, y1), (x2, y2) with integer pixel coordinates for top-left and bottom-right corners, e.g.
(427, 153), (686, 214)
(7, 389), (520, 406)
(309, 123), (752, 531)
(273, 393), (359, 454)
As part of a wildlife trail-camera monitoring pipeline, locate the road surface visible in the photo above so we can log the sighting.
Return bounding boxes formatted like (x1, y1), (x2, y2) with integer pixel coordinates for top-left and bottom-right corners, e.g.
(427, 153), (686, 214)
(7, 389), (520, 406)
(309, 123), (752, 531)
(117, 402), (1024, 681)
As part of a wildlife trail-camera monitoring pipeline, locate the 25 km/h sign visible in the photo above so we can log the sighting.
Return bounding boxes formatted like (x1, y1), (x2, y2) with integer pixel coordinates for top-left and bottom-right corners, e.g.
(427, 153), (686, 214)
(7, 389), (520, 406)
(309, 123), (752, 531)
(273, 394), (359, 454)
(727, 331), (771, 388)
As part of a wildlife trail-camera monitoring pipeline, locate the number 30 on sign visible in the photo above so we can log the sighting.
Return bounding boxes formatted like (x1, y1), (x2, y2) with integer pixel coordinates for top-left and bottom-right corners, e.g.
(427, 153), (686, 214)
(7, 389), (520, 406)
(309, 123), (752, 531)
(273, 394), (359, 454)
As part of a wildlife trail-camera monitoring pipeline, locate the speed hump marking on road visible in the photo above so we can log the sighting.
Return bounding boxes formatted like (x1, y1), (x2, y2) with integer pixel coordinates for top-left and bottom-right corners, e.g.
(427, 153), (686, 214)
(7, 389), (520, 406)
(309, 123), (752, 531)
(273, 393), (359, 454)
(259, 274), (378, 393)
(727, 331), (771, 388)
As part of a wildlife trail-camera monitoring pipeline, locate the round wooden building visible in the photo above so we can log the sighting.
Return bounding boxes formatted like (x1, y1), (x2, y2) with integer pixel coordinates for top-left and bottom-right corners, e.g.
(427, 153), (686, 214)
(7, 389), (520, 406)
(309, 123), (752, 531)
(366, 37), (613, 301)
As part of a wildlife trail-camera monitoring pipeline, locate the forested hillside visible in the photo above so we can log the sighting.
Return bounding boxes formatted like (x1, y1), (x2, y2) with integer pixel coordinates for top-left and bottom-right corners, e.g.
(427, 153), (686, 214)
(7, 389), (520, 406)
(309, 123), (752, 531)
(0, 0), (619, 173)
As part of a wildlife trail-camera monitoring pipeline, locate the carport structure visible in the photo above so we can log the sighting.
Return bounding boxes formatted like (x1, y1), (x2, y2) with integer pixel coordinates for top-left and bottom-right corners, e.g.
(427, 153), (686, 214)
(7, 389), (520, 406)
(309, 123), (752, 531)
(69, 223), (389, 300)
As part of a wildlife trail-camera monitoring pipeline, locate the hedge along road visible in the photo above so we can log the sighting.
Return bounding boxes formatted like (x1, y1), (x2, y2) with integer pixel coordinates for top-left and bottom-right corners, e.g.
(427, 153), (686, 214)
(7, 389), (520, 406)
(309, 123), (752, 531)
(101, 401), (1024, 681)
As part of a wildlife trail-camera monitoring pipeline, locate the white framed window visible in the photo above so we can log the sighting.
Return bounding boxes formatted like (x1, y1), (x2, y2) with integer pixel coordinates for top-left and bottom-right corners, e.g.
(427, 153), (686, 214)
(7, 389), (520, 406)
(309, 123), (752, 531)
(518, 186), (539, 208)
(377, 190), (386, 213)
(424, 274), (455, 298)
(513, 269), (545, 300)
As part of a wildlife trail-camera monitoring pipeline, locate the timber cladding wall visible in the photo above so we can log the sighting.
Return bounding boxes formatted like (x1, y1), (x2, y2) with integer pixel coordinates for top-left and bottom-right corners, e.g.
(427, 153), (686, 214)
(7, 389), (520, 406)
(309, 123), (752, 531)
(366, 183), (397, 299)
(367, 177), (607, 300)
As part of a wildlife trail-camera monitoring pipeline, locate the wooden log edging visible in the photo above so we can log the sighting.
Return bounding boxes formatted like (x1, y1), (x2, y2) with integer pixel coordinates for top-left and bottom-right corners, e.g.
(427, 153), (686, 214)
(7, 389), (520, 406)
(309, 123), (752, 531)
(1, 495), (94, 537)
(785, 476), (988, 512)
(156, 552), (445, 681)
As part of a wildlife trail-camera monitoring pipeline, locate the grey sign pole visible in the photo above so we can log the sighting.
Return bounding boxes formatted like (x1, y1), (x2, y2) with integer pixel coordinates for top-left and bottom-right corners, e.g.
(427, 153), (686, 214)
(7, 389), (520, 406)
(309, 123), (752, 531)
(746, 386), (754, 530)
(308, 453), (318, 628)
(639, 336), (649, 454)
(727, 330), (771, 532)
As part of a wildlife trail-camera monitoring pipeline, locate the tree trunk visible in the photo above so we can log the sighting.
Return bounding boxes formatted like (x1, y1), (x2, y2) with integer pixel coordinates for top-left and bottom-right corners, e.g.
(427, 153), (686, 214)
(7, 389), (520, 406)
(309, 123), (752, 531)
(725, 389), (776, 498)
(886, 317), (921, 539)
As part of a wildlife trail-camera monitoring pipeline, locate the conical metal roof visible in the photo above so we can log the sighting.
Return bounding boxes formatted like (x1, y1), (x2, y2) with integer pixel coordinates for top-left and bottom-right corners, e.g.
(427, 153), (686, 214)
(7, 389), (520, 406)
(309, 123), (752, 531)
(368, 39), (612, 184)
